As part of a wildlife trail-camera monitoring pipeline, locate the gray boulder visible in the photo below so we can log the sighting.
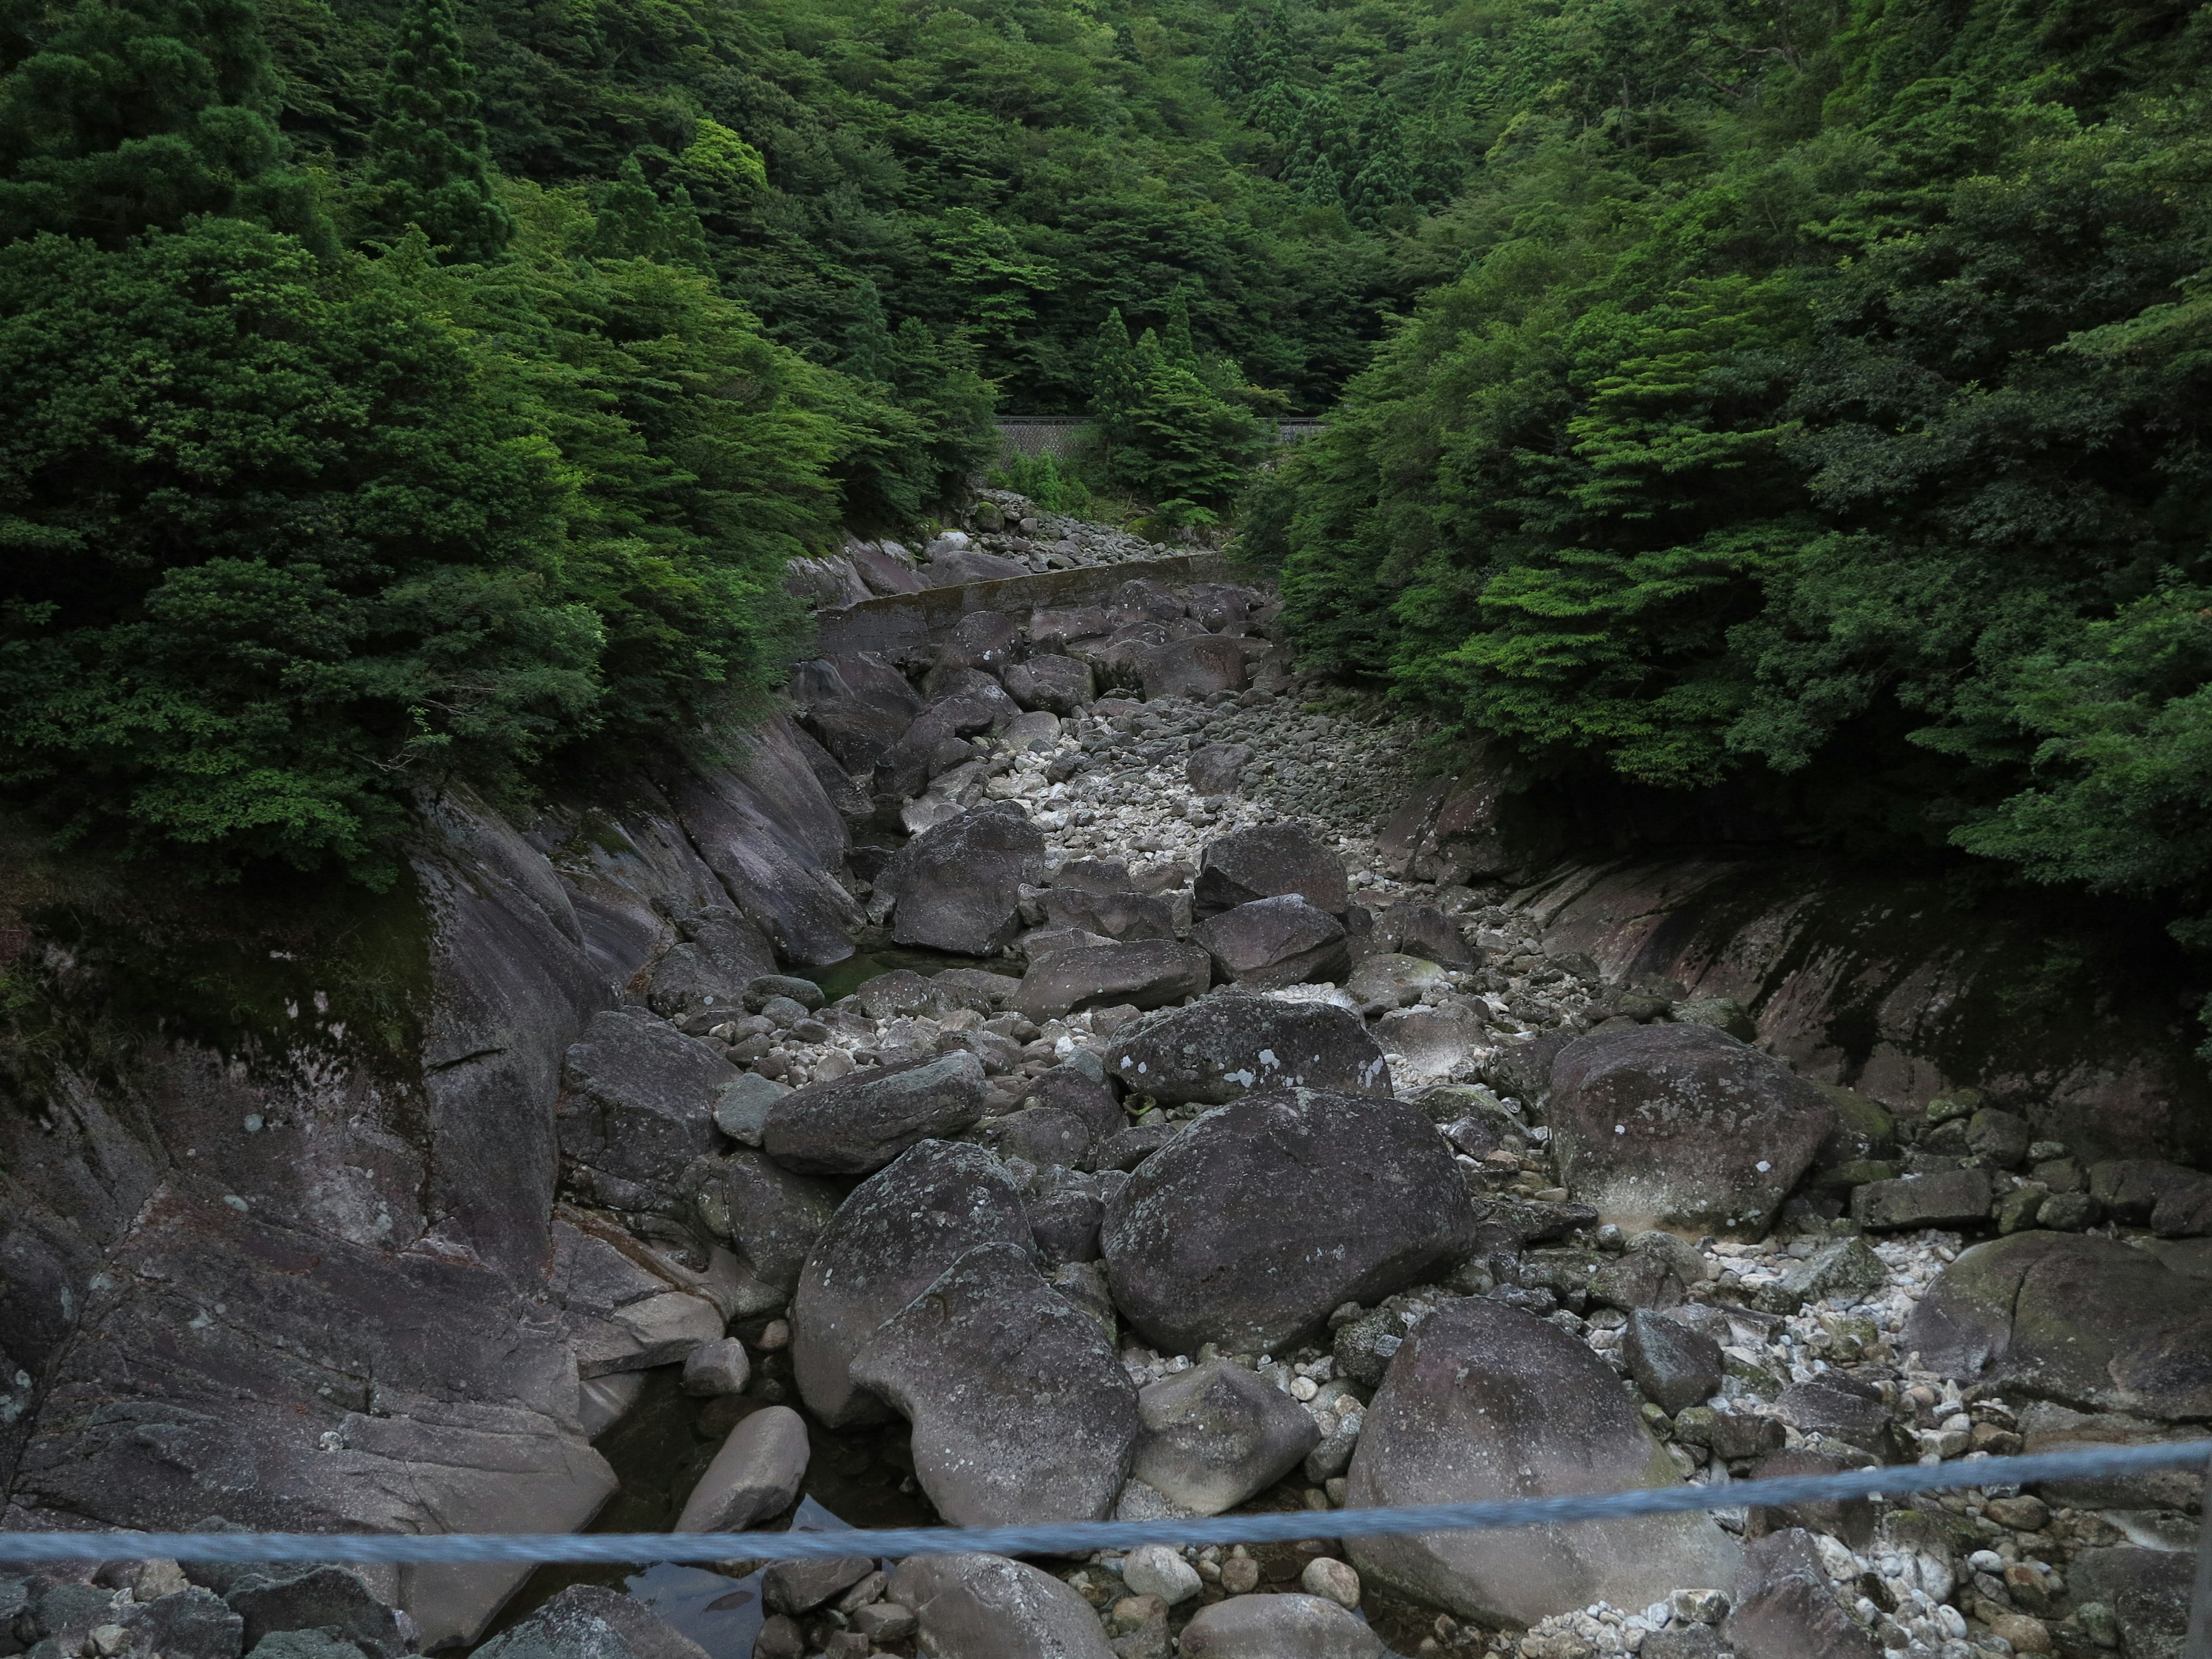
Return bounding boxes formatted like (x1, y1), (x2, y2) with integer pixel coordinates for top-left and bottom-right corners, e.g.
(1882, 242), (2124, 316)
(1195, 823), (1349, 916)
(645, 912), (778, 1022)
(116, 1589), (244, 1659)
(710, 1072), (787, 1147)
(673, 1403), (809, 1531)
(1105, 996), (1390, 1105)
(855, 968), (933, 1020)
(1177, 1594), (1385, 1659)
(1013, 941), (1213, 1024)
(1185, 742), (1253, 795)
(1365, 903), (1474, 968)
(945, 608), (1020, 671)
(1101, 1088), (1475, 1353)
(1192, 896), (1350, 989)
(2069, 1547), (2194, 1659)
(473, 1586), (709, 1659)
(558, 1011), (736, 1209)
(1027, 1167), (1108, 1263)
(2089, 1158), (2212, 1236)
(1141, 635), (1247, 699)
(850, 541), (924, 597)
(1900, 1230), (2212, 1421)
(246, 1635), (366, 1659)
(1004, 654), (1095, 715)
(762, 1554), (875, 1616)
(1040, 887), (1177, 941)
(762, 1051), (989, 1176)
(692, 1149), (843, 1292)
(790, 1140), (1033, 1425)
(1850, 1168), (1993, 1229)
(925, 546), (1027, 584)
(788, 652), (925, 775)
(1345, 1297), (1739, 1625)
(1548, 1024), (1836, 1237)
(1624, 1308), (1724, 1414)
(884, 1555), (1113, 1659)
(1053, 857), (1131, 893)
(852, 1242), (1138, 1525)
(877, 803), (1047, 955)
(225, 1569), (407, 1659)
(1722, 1528), (1879, 1659)
(1131, 1358), (1323, 1514)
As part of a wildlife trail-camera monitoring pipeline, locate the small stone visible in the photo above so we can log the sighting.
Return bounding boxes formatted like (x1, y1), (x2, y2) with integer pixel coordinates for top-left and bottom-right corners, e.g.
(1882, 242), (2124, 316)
(757, 1317), (791, 1351)
(1986, 1611), (2052, 1653)
(681, 1337), (751, 1396)
(1220, 1555), (1260, 1594)
(1671, 1588), (1729, 1624)
(1984, 1495), (2050, 1531)
(1301, 1558), (1361, 1609)
(1122, 1544), (1202, 1605)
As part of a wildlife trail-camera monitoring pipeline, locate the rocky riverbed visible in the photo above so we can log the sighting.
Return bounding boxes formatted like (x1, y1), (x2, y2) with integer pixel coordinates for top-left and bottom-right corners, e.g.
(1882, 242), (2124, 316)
(10, 503), (2204, 1659)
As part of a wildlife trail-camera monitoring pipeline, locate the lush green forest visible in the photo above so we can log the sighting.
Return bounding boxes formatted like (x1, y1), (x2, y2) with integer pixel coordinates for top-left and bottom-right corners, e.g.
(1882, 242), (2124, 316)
(1247, 0), (2212, 973)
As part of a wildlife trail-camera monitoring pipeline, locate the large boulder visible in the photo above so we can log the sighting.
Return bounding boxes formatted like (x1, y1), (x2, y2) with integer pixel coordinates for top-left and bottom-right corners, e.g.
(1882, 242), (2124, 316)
(876, 804), (1047, 956)
(1192, 896), (1350, 989)
(924, 545), (1027, 584)
(762, 1052), (990, 1176)
(1177, 1595), (1384, 1659)
(1365, 903), (1474, 968)
(1722, 1528), (1880, 1659)
(1195, 824), (1349, 917)
(1140, 635), (1247, 699)
(1899, 1230), (2212, 1421)
(1106, 996), (1391, 1105)
(557, 1011), (736, 1209)
(789, 1141), (1033, 1425)
(1548, 1024), (1836, 1237)
(851, 1242), (1138, 1525)
(1185, 742), (1253, 796)
(1101, 1088), (1476, 1353)
(1131, 1358), (1323, 1514)
(673, 1403), (809, 1531)
(692, 1150), (843, 1293)
(1013, 941), (1213, 1024)
(884, 1555), (1113, 1659)
(473, 1586), (709, 1659)
(1040, 887), (1177, 941)
(1004, 654), (1095, 715)
(787, 653), (925, 775)
(1345, 1297), (1740, 1625)
(645, 911), (778, 1022)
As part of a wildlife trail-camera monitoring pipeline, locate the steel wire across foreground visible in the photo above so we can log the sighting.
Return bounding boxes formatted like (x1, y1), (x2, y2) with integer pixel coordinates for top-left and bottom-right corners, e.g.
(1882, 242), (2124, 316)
(0, 1441), (2201, 1566)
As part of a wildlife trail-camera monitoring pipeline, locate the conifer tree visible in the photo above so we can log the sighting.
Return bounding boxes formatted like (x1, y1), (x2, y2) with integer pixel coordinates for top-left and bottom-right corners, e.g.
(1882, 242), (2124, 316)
(1089, 307), (1145, 426)
(364, 0), (510, 262)
(0, 0), (324, 249)
(1163, 285), (1200, 367)
(1346, 111), (1414, 223)
(586, 154), (713, 270)
(840, 276), (897, 384)
(1278, 88), (1353, 205)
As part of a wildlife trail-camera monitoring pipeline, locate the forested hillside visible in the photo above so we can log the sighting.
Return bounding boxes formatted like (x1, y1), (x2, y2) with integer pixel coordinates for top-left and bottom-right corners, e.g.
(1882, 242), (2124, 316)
(0, 0), (1498, 880)
(1247, 0), (2212, 976)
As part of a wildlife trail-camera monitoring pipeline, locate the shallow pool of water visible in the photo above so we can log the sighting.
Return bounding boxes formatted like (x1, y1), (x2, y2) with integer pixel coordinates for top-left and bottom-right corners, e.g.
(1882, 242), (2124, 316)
(812, 944), (1021, 1003)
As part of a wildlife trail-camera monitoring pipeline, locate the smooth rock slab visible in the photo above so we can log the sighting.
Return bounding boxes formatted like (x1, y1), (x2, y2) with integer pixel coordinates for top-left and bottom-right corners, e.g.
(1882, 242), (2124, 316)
(884, 1554), (1114, 1659)
(763, 1051), (989, 1176)
(852, 1243), (1138, 1525)
(1345, 1297), (1740, 1625)
(1131, 1358), (1322, 1514)
(1194, 823), (1349, 916)
(877, 802), (1047, 956)
(1177, 1594), (1384, 1659)
(1192, 896), (1350, 989)
(1101, 1088), (1475, 1353)
(474, 1587), (708, 1659)
(674, 1404), (809, 1531)
(1107, 995), (1390, 1105)
(1900, 1230), (2212, 1421)
(1548, 1024), (1836, 1237)
(790, 1141), (1032, 1426)
(1013, 941), (1212, 1024)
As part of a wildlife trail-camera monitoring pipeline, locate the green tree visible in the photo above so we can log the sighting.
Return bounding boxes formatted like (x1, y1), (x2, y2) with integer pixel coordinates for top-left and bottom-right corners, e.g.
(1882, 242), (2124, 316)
(0, 0), (324, 249)
(362, 0), (510, 262)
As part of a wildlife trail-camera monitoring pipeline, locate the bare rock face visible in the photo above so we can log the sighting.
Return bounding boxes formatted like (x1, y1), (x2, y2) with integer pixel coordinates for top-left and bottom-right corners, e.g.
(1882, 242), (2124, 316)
(1106, 995), (1390, 1105)
(1192, 896), (1350, 989)
(787, 652), (925, 775)
(1195, 824), (1349, 917)
(556, 1010), (735, 1210)
(789, 1141), (1032, 1426)
(851, 1242), (1138, 1525)
(876, 803), (1048, 956)
(1901, 1230), (2212, 1421)
(884, 1555), (1113, 1659)
(1013, 940), (1213, 1024)
(762, 1051), (990, 1176)
(1345, 1297), (1740, 1626)
(1130, 1358), (1322, 1514)
(1547, 1023), (1836, 1237)
(1101, 1088), (1476, 1353)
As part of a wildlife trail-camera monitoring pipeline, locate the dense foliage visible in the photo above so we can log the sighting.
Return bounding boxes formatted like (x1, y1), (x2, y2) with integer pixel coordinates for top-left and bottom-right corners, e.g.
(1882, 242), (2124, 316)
(1250, 0), (2212, 954)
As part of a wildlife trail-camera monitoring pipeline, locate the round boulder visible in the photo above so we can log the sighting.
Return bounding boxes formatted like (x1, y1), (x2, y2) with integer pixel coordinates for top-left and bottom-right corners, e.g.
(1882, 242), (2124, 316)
(1101, 1088), (1476, 1354)
(1107, 995), (1390, 1105)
